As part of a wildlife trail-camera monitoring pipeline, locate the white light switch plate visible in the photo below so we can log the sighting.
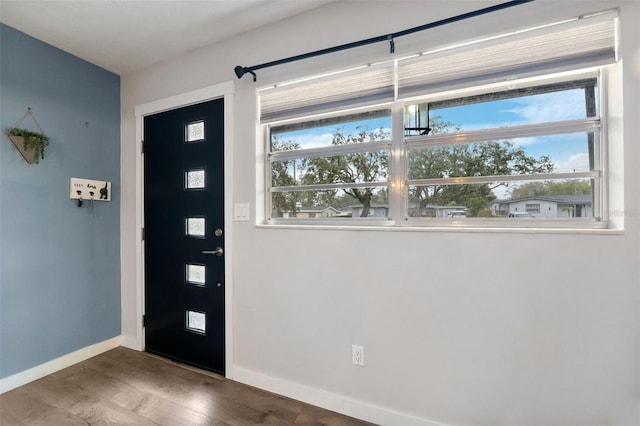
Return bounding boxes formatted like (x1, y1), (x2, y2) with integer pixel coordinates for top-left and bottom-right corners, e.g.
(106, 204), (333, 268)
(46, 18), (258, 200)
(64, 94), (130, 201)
(70, 177), (111, 201)
(234, 203), (250, 221)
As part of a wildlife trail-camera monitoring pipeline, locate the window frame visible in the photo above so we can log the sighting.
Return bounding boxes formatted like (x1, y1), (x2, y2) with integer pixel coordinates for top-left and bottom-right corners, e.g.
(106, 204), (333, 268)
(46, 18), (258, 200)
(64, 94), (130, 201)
(266, 108), (394, 226)
(403, 71), (604, 228)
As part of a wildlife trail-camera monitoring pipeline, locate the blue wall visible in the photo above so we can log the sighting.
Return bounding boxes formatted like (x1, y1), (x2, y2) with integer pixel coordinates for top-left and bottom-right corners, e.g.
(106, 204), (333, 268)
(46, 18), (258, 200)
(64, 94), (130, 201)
(0, 24), (121, 378)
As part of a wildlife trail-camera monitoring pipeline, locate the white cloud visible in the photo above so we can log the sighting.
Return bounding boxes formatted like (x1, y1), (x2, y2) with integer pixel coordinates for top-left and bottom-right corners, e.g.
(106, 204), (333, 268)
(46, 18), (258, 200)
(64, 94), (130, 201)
(554, 152), (590, 173)
(455, 89), (586, 135)
(291, 132), (334, 149)
(505, 90), (586, 123)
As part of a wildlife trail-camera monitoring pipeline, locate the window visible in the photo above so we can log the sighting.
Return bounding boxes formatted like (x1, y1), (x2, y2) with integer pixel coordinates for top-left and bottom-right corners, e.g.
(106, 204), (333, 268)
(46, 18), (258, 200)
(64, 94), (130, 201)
(260, 11), (617, 229)
(404, 78), (601, 222)
(526, 204), (541, 214)
(269, 111), (391, 220)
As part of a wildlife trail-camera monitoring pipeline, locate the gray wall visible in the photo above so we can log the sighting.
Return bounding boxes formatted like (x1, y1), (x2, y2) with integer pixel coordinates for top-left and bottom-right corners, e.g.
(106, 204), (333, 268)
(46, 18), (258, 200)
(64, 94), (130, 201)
(0, 24), (121, 378)
(119, 1), (639, 425)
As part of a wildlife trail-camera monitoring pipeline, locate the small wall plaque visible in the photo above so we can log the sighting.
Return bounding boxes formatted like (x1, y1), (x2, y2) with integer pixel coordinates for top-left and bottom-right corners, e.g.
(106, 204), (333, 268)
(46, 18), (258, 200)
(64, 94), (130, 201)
(70, 177), (111, 202)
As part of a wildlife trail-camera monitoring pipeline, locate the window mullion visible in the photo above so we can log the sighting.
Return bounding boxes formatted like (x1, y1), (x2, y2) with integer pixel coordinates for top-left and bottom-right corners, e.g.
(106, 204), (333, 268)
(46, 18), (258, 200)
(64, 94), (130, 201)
(389, 102), (406, 221)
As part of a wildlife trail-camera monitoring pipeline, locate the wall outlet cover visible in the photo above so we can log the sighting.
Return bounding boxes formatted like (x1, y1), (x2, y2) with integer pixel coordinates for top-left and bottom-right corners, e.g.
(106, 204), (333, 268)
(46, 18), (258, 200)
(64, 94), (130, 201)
(352, 345), (364, 366)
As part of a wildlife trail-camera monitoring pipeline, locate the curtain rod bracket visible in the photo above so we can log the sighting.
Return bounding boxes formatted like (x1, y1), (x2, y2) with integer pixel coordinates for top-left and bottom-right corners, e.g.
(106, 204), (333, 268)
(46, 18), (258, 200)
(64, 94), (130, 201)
(388, 35), (395, 54)
(233, 0), (534, 80)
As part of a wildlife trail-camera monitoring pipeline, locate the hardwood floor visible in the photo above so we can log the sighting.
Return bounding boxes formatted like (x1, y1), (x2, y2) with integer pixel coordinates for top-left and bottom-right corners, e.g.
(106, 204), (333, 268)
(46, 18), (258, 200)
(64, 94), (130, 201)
(0, 347), (376, 425)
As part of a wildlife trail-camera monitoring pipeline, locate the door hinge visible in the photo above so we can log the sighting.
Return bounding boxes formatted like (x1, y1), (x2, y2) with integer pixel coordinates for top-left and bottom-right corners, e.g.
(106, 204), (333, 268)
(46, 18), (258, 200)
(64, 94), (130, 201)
(142, 314), (148, 327)
(141, 140), (144, 154)
(142, 228), (145, 241)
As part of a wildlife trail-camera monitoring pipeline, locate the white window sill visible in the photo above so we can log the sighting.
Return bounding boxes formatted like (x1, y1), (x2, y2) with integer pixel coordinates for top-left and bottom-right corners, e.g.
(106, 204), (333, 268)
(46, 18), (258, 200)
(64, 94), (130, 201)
(258, 219), (623, 235)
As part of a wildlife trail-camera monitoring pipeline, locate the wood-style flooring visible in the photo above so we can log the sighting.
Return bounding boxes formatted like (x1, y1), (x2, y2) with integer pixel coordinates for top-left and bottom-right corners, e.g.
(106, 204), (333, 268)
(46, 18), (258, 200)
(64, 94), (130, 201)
(0, 347), (376, 425)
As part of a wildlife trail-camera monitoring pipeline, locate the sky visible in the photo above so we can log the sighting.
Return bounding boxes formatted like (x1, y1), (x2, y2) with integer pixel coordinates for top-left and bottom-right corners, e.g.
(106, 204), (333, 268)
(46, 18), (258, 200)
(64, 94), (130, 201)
(432, 89), (590, 174)
(272, 87), (592, 199)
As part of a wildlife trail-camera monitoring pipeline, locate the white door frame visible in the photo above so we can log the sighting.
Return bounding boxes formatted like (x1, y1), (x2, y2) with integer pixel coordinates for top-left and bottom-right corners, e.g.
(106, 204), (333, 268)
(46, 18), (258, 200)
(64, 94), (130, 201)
(133, 81), (235, 378)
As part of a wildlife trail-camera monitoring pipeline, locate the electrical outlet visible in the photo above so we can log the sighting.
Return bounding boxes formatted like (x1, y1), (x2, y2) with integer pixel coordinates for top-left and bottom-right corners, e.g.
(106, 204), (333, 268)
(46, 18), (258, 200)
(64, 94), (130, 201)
(352, 345), (364, 366)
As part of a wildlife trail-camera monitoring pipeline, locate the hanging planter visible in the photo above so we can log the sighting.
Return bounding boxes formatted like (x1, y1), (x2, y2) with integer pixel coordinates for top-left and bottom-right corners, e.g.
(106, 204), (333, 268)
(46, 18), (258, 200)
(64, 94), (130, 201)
(6, 108), (50, 165)
(7, 128), (50, 164)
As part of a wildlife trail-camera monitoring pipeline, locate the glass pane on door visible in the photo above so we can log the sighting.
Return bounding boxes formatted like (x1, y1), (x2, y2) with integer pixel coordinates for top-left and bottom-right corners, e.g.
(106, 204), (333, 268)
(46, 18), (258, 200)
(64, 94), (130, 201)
(186, 310), (206, 334)
(186, 263), (206, 285)
(186, 217), (205, 237)
(185, 120), (205, 142)
(185, 169), (205, 189)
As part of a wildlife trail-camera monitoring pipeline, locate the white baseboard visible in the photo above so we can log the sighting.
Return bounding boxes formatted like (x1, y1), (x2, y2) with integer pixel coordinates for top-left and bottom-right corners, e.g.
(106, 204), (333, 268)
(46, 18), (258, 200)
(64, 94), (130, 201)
(120, 334), (142, 351)
(232, 366), (443, 426)
(0, 336), (121, 394)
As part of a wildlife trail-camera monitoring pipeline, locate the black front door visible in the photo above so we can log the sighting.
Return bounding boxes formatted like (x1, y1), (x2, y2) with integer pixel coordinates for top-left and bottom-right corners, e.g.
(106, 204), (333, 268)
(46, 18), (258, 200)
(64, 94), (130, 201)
(143, 98), (225, 374)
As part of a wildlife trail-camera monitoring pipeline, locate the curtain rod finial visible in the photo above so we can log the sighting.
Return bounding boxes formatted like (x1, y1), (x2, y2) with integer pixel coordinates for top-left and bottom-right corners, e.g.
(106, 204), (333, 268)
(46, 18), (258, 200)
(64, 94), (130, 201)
(234, 65), (257, 81)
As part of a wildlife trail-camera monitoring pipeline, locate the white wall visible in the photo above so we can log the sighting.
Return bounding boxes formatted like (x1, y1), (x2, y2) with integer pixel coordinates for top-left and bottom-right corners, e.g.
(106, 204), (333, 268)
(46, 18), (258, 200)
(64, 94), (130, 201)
(120, 1), (640, 425)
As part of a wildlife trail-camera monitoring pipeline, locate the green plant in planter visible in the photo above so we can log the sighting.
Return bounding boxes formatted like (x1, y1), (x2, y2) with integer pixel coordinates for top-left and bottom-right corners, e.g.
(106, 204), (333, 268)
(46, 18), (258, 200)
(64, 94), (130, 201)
(7, 127), (50, 164)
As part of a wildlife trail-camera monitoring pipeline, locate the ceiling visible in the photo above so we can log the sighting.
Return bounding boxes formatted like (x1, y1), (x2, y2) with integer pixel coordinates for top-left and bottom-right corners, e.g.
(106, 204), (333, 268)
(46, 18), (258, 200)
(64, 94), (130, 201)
(0, 0), (333, 75)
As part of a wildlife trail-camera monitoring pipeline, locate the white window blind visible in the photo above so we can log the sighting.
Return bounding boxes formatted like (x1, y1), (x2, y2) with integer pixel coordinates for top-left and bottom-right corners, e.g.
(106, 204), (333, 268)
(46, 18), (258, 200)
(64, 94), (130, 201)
(259, 64), (394, 123)
(260, 10), (617, 123)
(397, 10), (617, 98)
